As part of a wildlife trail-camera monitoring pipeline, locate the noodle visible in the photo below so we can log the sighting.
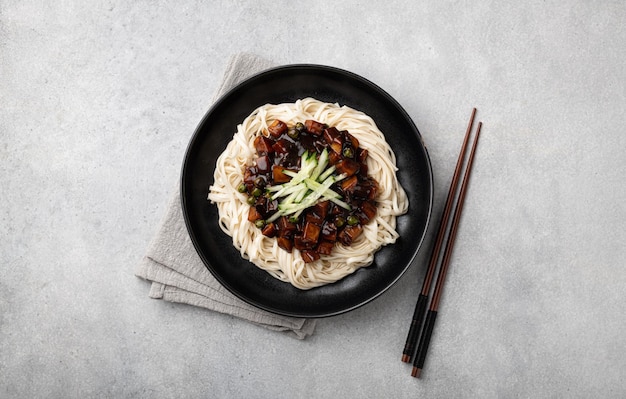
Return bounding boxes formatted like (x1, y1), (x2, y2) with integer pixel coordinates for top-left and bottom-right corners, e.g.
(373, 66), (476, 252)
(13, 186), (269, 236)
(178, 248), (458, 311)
(208, 98), (408, 289)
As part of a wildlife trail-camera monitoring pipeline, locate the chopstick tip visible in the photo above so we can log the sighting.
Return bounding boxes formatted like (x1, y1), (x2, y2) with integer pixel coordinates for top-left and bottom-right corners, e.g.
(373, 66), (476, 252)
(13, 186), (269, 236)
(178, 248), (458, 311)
(411, 367), (422, 378)
(401, 354), (411, 363)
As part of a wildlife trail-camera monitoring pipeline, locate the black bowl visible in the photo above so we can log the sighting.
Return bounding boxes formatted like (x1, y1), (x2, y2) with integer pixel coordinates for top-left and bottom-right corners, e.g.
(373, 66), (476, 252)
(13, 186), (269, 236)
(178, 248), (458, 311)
(181, 64), (433, 318)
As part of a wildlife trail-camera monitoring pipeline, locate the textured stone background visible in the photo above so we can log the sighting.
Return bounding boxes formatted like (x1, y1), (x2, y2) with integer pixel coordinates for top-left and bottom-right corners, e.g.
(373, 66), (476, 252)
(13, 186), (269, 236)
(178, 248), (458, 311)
(2, 1), (625, 397)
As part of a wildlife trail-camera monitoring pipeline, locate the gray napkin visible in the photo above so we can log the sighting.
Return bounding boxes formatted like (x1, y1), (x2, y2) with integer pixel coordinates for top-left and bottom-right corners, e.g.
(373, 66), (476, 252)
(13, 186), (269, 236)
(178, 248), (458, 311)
(135, 53), (316, 339)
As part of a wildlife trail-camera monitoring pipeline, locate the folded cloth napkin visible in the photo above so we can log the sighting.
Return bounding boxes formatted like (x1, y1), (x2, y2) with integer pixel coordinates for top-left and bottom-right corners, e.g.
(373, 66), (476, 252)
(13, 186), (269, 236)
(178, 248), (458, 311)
(135, 53), (316, 339)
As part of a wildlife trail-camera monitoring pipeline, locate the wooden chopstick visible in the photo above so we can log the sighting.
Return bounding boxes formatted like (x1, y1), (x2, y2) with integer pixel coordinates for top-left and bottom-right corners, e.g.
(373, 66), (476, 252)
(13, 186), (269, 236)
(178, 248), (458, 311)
(412, 119), (482, 378)
(401, 108), (477, 363)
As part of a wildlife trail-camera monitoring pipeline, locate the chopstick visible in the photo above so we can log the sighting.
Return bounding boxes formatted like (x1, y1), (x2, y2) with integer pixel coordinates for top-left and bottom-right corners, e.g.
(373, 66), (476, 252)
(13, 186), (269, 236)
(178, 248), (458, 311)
(401, 108), (477, 364)
(411, 118), (482, 378)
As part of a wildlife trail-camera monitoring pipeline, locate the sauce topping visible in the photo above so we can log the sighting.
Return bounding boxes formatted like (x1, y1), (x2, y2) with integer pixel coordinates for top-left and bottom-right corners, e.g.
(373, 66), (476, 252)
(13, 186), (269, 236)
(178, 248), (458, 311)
(240, 119), (379, 262)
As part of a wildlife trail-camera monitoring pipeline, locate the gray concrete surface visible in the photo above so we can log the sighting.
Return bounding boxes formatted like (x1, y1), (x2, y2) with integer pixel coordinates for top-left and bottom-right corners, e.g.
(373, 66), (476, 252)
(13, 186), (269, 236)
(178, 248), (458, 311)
(2, 1), (626, 397)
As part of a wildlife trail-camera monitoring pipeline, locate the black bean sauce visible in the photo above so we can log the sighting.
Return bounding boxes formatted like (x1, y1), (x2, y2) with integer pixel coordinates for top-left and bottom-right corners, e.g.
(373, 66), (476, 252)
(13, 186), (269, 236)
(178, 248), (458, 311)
(242, 119), (379, 263)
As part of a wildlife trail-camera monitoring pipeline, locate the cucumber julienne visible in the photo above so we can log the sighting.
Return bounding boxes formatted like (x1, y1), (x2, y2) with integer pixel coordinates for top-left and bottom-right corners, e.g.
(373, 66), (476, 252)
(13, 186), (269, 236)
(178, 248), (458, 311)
(266, 149), (350, 223)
